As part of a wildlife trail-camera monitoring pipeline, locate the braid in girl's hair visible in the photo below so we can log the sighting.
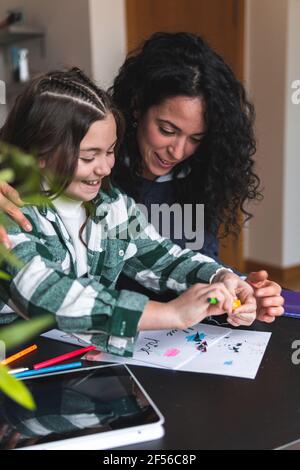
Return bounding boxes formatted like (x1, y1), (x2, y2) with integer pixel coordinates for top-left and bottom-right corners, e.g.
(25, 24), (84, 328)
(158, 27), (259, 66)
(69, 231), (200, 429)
(69, 67), (102, 95)
(68, 67), (113, 113)
(37, 71), (111, 116)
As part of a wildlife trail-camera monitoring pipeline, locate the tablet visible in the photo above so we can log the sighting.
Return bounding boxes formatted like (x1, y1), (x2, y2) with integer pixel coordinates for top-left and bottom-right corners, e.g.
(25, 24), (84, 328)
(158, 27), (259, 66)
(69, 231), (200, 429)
(275, 438), (300, 450)
(0, 364), (164, 450)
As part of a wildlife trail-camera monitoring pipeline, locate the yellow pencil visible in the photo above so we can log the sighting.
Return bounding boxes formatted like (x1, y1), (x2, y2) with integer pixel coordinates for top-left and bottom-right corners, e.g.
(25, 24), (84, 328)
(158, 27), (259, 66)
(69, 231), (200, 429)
(232, 299), (241, 310)
(207, 298), (242, 310)
(1, 344), (37, 366)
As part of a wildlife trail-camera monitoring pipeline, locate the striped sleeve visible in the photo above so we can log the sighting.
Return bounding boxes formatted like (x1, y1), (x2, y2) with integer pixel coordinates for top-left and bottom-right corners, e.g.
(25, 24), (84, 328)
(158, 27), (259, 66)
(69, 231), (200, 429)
(2, 216), (148, 357)
(122, 196), (227, 293)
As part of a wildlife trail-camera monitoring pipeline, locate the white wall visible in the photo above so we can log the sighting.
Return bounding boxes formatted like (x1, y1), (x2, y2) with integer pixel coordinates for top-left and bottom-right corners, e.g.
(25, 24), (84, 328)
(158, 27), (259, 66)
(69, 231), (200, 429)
(0, 0), (127, 124)
(88, 0), (126, 89)
(283, 0), (300, 266)
(245, 0), (300, 268)
(0, 0), (127, 89)
(0, 0), (92, 76)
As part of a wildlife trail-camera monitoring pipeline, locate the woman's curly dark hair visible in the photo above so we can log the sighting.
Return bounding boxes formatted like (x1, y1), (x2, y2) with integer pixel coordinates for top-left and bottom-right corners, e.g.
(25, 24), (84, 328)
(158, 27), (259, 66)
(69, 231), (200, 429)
(109, 32), (262, 237)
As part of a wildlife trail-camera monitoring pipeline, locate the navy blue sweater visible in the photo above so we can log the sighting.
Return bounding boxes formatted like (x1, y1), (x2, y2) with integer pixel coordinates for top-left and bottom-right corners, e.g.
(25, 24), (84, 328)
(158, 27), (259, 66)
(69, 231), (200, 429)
(115, 172), (221, 299)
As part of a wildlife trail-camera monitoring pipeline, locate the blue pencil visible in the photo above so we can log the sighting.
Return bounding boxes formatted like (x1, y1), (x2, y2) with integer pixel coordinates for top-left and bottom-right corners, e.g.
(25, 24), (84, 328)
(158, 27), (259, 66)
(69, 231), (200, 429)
(14, 361), (82, 379)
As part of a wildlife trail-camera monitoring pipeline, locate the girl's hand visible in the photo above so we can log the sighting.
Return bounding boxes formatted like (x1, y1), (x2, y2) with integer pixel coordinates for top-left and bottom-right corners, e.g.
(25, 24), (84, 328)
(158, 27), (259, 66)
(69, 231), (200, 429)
(167, 282), (235, 330)
(246, 270), (284, 323)
(0, 182), (32, 248)
(212, 270), (257, 327)
(138, 283), (235, 331)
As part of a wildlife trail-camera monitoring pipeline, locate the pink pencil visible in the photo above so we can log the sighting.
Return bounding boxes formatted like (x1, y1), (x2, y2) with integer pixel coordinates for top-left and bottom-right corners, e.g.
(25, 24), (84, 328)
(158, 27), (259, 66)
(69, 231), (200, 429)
(33, 345), (97, 370)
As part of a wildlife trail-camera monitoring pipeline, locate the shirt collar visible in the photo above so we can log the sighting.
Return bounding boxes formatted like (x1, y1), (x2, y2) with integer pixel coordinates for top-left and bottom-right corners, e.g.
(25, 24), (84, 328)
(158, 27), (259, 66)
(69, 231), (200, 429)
(124, 156), (191, 182)
(38, 182), (119, 222)
(51, 195), (84, 216)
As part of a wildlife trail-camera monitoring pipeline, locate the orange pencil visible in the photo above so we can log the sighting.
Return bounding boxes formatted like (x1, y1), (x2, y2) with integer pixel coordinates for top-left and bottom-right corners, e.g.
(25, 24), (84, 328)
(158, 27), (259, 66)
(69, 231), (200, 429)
(1, 344), (37, 366)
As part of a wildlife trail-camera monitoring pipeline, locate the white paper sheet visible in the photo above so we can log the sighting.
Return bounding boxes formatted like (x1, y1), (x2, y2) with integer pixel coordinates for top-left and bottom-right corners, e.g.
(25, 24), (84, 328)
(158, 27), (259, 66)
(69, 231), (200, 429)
(42, 326), (271, 379)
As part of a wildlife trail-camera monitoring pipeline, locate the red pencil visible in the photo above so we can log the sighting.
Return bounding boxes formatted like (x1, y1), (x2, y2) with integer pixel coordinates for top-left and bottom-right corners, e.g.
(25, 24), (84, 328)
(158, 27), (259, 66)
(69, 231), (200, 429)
(33, 345), (97, 370)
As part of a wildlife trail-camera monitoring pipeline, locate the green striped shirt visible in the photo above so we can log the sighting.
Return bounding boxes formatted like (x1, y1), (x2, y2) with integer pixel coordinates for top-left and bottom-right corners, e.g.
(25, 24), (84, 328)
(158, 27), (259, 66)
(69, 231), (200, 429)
(0, 186), (225, 356)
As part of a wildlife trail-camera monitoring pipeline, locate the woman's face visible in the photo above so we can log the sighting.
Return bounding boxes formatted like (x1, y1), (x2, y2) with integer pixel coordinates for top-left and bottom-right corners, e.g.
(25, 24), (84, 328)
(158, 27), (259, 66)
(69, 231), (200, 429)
(66, 114), (117, 201)
(136, 95), (206, 180)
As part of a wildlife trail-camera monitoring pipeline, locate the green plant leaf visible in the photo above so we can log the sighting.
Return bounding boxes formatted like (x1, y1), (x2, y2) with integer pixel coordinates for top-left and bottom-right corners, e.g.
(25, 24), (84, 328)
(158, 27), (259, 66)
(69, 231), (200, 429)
(0, 365), (35, 410)
(22, 194), (49, 206)
(0, 169), (15, 183)
(0, 314), (54, 349)
(0, 142), (55, 410)
(0, 245), (24, 269)
(0, 271), (11, 280)
(0, 142), (42, 199)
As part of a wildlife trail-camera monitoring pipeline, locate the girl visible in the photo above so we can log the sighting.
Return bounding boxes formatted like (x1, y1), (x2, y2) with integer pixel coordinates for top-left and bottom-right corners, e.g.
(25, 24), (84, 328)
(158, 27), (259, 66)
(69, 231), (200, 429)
(0, 68), (256, 356)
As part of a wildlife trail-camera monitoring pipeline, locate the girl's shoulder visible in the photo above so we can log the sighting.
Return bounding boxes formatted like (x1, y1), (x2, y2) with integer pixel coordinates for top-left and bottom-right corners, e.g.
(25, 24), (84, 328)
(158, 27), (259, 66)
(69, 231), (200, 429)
(10, 204), (40, 226)
(91, 185), (139, 225)
(94, 185), (136, 209)
(5, 204), (42, 237)
(21, 204), (40, 217)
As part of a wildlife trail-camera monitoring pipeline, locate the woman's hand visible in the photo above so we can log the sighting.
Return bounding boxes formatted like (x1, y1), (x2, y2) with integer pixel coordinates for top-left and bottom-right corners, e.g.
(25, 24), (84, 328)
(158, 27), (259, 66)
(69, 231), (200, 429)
(212, 270), (257, 327)
(246, 271), (284, 323)
(0, 182), (32, 248)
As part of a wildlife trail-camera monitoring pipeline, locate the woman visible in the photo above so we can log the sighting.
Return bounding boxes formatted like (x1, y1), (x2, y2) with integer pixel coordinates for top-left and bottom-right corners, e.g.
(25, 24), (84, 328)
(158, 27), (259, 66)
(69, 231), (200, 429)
(110, 32), (283, 322)
(0, 33), (283, 322)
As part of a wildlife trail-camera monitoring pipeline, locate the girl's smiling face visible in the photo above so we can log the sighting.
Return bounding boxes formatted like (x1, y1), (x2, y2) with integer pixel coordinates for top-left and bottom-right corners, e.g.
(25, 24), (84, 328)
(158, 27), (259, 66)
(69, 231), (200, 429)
(66, 114), (117, 201)
(136, 95), (206, 180)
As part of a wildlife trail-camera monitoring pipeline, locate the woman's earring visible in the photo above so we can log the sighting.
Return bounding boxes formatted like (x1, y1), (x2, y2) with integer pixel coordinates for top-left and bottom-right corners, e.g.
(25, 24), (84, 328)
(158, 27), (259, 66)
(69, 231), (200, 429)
(132, 120), (138, 128)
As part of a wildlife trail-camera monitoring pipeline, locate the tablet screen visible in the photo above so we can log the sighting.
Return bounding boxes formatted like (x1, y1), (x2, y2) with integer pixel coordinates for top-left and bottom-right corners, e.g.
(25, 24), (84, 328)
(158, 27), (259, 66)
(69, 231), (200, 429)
(0, 365), (163, 449)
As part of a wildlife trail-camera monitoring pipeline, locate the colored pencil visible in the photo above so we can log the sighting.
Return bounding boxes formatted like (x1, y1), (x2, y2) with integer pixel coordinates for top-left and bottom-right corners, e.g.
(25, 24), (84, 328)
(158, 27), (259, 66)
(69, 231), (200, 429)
(33, 345), (96, 370)
(8, 367), (29, 374)
(207, 297), (219, 305)
(14, 361), (83, 379)
(1, 344), (37, 366)
(207, 297), (242, 310)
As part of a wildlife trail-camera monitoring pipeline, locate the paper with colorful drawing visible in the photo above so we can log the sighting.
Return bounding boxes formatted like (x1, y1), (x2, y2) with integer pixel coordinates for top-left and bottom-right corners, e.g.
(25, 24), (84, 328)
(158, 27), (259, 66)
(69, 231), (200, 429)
(42, 324), (230, 369)
(42, 324), (271, 379)
(179, 329), (271, 379)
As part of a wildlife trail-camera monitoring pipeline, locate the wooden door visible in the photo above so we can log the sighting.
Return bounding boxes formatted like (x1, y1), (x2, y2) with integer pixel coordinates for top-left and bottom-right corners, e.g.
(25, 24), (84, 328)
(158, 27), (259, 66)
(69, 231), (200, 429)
(125, 0), (245, 271)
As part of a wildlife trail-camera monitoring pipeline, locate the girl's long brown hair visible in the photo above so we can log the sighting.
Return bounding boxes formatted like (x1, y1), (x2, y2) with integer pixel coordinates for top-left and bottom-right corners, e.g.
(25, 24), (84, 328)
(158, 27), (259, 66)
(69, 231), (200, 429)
(0, 67), (124, 195)
(0, 67), (124, 246)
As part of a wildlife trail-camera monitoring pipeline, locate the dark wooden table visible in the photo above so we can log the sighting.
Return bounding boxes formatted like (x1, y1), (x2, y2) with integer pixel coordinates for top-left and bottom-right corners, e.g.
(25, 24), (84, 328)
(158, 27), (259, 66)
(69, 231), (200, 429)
(3, 316), (300, 450)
